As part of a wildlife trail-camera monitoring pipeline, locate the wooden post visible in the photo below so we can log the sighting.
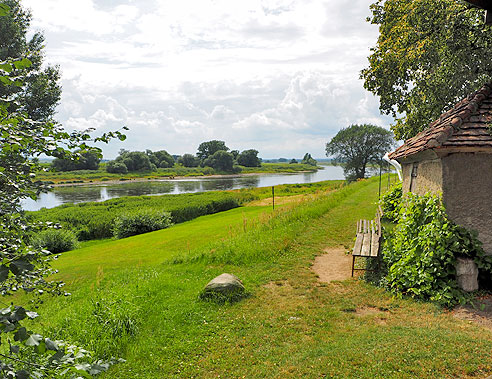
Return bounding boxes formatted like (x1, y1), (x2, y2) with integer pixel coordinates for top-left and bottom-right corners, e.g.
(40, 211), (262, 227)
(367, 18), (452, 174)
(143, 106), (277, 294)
(272, 186), (275, 210)
(378, 161), (382, 200)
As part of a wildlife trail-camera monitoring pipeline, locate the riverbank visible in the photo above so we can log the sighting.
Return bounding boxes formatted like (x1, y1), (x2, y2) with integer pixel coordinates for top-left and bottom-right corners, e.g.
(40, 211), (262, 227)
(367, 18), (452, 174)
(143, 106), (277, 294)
(36, 162), (321, 186)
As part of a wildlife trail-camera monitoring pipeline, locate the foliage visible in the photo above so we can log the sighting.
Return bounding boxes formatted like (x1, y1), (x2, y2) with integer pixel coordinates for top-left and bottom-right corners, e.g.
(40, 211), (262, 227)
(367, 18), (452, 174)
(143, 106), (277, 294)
(105, 161), (128, 174)
(301, 153), (317, 166)
(289, 159), (297, 164)
(0, 0), (61, 123)
(52, 150), (101, 171)
(237, 149), (261, 167)
(197, 140), (229, 161)
(177, 153), (199, 167)
(112, 211), (173, 239)
(326, 124), (394, 181)
(361, 0), (492, 140)
(28, 191), (254, 241)
(146, 149), (174, 168)
(203, 150), (234, 172)
(382, 193), (492, 307)
(380, 181), (402, 222)
(0, 2), (127, 376)
(108, 150), (154, 172)
(30, 228), (79, 254)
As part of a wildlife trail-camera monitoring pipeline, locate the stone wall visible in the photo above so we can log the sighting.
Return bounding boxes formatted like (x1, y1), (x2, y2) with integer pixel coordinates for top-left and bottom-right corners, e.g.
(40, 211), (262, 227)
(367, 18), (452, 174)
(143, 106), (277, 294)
(442, 153), (492, 255)
(401, 159), (443, 195)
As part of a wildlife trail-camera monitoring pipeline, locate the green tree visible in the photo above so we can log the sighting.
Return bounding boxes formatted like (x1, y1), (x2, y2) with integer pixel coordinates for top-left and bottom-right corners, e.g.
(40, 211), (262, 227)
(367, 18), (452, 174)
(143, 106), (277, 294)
(289, 158), (298, 164)
(197, 140), (229, 161)
(51, 150), (101, 171)
(326, 124), (394, 181)
(203, 150), (234, 171)
(146, 149), (175, 168)
(178, 153), (199, 167)
(361, 0), (492, 140)
(237, 149), (261, 167)
(108, 150), (154, 172)
(301, 153), (317, 166)
(0, 0), (61, 122)
(0, 61), (126, 377)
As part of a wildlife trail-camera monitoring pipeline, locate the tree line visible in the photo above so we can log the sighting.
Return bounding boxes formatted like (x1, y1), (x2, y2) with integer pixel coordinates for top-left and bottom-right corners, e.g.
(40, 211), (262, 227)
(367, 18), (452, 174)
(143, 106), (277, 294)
(52, 140), (318, 173)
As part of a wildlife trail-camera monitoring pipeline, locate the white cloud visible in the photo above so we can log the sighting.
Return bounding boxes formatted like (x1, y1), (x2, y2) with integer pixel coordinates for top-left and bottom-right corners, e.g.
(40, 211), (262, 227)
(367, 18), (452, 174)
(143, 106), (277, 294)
(22, 0), (389, 159)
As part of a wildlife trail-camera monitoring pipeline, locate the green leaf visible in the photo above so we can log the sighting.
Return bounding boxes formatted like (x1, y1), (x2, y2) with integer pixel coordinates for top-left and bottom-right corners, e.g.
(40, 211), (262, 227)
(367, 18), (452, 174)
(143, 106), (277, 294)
(0, 265), (9, 282)
(15, 370), (29, 379)
(0, 63), (13, 73)
(11, 307), (27, 322)
(10, 259), (35, 275)
(35, 340), (46, 354)
(45, 338), (58, 351)
(25, 334), (43, 347)
(0, 4), (9, 17)
(0, 76), (13, 85)
(13, 58), (32, 70)
(14, 327), (28, 342)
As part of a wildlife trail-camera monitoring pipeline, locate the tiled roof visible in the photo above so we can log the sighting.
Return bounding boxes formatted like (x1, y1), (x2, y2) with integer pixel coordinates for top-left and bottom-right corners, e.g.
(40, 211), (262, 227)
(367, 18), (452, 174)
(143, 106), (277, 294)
(389, 83), (492, 160)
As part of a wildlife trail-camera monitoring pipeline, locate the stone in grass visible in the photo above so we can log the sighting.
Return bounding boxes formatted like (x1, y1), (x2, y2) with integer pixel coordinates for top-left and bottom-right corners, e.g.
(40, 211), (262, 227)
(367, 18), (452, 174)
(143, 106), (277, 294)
(200, 273), (246, 303)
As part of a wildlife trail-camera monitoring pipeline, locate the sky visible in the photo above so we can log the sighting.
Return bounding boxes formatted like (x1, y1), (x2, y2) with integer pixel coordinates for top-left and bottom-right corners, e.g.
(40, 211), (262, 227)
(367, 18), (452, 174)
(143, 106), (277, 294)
(23, 0), (392, 159)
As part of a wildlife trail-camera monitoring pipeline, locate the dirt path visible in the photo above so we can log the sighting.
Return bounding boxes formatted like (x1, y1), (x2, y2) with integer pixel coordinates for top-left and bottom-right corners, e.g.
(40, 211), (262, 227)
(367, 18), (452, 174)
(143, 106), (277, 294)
(311, 246), (352, 282)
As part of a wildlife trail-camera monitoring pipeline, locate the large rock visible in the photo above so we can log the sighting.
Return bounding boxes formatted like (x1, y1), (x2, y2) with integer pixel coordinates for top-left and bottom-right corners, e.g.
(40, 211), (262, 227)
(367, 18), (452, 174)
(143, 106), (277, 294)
(200, 273), (245, 302)
(456, 257), (479, 292)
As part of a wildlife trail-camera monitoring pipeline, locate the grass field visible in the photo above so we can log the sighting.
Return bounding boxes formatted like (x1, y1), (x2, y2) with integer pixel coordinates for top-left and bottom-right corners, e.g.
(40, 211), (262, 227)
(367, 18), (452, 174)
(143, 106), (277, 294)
(22, 177), (492, 378)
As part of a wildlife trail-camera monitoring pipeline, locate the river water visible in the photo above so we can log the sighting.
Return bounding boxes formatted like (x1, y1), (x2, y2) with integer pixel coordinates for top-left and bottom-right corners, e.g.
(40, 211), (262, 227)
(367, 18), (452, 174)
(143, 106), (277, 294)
(22, 165), (345, 211)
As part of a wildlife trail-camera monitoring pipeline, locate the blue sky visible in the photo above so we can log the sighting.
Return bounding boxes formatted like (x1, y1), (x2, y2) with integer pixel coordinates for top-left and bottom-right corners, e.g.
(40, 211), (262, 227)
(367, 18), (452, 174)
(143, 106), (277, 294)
(24, 0), (392, 159)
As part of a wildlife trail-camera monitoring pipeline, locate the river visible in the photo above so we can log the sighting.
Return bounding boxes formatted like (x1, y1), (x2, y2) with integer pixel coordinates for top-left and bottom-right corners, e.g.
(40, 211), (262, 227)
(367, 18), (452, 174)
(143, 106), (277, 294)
(22, 165), (345, 211)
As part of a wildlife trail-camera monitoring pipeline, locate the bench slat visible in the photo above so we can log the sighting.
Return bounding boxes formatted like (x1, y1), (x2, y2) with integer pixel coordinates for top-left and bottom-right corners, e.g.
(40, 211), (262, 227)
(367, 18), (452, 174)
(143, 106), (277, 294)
(353, 233), (363, 256)
(370, 233), (380, 257)
(361, 233), (371, 256)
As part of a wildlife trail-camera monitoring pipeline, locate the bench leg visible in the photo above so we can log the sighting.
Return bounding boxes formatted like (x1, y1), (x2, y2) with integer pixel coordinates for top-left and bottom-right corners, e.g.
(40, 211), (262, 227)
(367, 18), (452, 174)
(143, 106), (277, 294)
(351, 255), (355, 277)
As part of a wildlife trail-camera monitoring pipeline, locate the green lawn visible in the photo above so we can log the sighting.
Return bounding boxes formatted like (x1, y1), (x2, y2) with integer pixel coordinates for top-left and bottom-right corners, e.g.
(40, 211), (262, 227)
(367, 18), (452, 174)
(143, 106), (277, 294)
(24, 177), (492, 378)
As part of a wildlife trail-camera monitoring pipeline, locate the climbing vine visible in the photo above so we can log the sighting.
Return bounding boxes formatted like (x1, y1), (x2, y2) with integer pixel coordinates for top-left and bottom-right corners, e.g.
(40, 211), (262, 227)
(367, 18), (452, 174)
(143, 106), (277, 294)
(381, 193), (492, 307)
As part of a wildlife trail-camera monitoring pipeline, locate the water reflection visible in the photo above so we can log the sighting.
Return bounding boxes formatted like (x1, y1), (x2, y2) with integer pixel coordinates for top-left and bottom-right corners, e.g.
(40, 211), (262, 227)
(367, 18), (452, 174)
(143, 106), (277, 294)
(22, 165), (345, 211)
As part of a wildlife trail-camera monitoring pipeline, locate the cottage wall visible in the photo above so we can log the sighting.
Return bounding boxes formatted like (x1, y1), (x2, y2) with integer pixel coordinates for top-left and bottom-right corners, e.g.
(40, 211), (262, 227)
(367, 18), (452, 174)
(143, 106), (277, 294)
(442, 153), (492, 255)
(401, 159), (443, 195)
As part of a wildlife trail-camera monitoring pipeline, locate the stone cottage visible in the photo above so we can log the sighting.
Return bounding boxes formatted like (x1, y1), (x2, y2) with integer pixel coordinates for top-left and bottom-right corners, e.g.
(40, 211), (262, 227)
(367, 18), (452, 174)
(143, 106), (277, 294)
(388, 83), (492, 255)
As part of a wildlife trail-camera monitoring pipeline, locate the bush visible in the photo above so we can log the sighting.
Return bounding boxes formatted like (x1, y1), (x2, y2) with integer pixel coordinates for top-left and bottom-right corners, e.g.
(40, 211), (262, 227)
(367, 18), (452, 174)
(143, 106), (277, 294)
(380, 182), (402, 222)
(381, 193), (492, 307)
(106, 161), (128, 174)
(30, 229), (78, 254)
(113, 211), (173, 239)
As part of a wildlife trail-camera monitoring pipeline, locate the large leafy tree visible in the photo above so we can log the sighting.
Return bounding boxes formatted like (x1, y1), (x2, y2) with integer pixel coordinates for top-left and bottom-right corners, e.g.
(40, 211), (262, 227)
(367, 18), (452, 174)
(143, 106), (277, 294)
(0, 3), (126, 376)
(0, 0), (61, 122)
(361, 0), (492, 140)
(52, 150), (101, 171)
(203, 150), (234, 171)
(197, 140), (229, 161)
(237, 149), (261, 167)
(326, 124), (394, 181)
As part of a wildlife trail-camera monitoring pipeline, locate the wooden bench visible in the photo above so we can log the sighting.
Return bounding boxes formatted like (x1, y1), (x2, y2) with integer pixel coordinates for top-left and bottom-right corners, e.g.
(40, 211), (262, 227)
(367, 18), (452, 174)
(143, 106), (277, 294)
(351, 207), (382, 277)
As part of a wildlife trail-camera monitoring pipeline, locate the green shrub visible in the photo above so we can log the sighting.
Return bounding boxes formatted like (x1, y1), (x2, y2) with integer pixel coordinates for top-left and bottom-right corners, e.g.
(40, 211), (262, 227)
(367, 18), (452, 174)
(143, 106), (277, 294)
(380, 182), (402, 222)
(30, 229), (78, 254)
(28, 191), (253, 241)
(113, 211), (173, 239)
(381, 193), (492, 306)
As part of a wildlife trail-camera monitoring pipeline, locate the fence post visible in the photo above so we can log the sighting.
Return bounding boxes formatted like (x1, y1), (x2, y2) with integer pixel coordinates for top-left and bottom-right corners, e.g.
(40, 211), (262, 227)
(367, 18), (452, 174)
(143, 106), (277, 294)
(272, 186), (275, 210)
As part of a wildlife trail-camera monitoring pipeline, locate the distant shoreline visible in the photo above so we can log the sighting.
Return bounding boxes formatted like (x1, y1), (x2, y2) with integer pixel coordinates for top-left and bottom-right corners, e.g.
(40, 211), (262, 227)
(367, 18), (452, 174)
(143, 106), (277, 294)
(51, 170), (318, 188)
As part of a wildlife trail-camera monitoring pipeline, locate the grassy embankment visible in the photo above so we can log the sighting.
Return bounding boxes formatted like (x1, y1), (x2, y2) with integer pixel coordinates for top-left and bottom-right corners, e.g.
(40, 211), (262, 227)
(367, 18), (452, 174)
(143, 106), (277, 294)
(35, 163), (319, 185)
(23, 177), (492, 378)
(28, 180), (344, 242)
